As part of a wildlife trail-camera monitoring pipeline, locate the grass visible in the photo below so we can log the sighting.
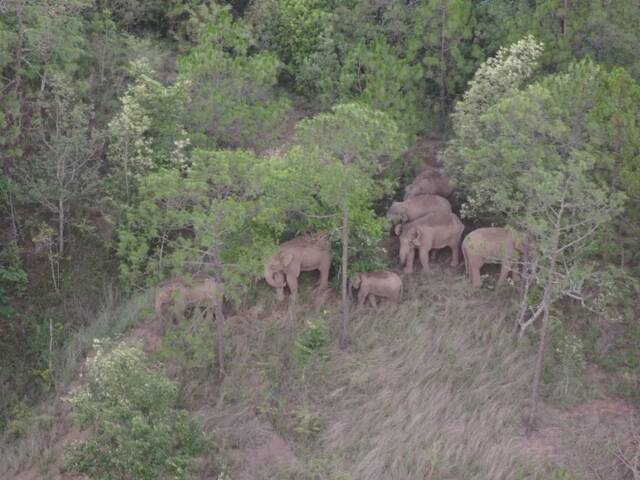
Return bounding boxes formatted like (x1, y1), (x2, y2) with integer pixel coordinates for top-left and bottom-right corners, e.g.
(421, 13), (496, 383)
(319, 271), (543, 479)
(1, 267), (636, 479)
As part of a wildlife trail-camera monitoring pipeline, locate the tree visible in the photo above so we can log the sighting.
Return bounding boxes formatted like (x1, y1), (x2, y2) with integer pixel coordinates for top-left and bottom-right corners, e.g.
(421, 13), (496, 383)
(444, 35), (544, 220)
(107, 60), (190, 204)
(21, 80), (102, 257)
(410, 0), (480, 126)
(177, 3), (290, 152)
(116, 148), (296, 373)
(445, 49), (626, 429)
(65, 342), (208, 479)
(339, 37), (423, 136)
(296, 103), (407, 347)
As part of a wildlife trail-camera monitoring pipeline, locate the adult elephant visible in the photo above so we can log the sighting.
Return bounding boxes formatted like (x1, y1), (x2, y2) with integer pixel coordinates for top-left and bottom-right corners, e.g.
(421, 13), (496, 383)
(404, 168), (453, 200)
(462, 227), (531, 288)
(398, 212), (464, 274)
(155, 275), (222, 325)
(388, 194), (452, 226)
(264, 233), (332, 301)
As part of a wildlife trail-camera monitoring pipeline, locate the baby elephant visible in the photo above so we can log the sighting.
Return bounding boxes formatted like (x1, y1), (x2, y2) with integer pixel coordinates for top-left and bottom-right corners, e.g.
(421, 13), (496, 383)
(350, 271), (403, 308)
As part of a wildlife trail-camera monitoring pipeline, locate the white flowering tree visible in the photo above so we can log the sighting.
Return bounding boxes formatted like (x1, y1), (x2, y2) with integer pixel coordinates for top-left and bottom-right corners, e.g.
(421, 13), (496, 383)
(107, 61), (190, 204)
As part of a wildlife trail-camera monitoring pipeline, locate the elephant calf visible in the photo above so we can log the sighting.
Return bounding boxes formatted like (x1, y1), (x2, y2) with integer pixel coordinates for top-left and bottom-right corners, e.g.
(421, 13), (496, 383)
(462, 227), (531, 287)
(155, 276), (222, 325)
(388, 194), (452, 226)
(264, 233), (332, 301)
(350, 271), (403, 308)
(397, 211), (464, 274)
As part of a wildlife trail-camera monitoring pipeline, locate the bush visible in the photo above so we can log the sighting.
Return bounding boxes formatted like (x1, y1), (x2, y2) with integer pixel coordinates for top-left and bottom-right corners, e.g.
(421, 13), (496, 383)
(293, 319), (330, 366)
(64, 340), (208, 480)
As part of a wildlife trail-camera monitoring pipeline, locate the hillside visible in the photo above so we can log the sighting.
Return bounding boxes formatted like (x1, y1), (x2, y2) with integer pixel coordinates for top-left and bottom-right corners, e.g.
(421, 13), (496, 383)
(2, 264), (637, 480)
(2, 1), (640, 479)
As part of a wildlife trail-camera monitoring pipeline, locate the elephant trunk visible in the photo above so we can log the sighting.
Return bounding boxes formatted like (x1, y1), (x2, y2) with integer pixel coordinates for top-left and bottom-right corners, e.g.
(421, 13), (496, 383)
(398, 241), (408, 266)
(264, 263), (286, 289)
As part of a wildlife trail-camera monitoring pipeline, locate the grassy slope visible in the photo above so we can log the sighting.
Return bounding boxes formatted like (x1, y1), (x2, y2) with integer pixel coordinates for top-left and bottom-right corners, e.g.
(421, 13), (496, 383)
(1, 265), (636, 479)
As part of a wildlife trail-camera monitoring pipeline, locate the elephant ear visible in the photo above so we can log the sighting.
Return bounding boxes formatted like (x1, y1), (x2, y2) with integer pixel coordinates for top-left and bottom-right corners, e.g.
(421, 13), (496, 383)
(410, 228), (422, 244)
(281, 251), (295, 267)
(394, 224), (403, 236)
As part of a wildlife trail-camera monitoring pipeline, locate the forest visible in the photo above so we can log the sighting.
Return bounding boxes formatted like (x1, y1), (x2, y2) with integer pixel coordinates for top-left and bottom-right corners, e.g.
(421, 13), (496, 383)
(1, 1), (639, 479)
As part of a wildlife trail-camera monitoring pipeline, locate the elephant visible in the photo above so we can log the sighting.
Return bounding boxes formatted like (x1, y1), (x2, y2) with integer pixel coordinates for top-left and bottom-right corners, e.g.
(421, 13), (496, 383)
(461, 227), (532, 288)
(388, 194), (452, 226)
(350, 271), (403, 308)
(403, 168), (453, 200)
(155, 276), (223, 325)
(264, 233), (332, 301)
(398, 212), (464, 274)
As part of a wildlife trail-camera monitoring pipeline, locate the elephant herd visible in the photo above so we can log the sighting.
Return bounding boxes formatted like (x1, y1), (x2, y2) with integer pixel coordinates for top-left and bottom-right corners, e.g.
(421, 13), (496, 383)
(263, 165), (532, 308)
(155, 165), (532, 323)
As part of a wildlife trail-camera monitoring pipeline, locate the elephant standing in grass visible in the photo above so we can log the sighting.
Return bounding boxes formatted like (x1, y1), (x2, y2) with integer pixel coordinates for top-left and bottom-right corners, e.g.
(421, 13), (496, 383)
(264, 233), (332, 301)
(462, 227), (531, 288)
(155, 276), (222, 325)
(397, 212), (464, 274)
(350, 271), (403, 308)
(388, 194), (452, 226)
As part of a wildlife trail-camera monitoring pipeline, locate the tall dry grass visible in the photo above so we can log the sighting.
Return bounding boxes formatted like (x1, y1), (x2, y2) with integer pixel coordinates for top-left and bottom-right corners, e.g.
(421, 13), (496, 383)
(321, 270), (548, 479)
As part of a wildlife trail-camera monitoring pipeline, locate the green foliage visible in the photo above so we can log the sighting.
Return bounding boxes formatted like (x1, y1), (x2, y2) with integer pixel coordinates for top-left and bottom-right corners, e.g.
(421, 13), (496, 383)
(116, 148), (289, 295)
(295, 103), (406, 276)
(547, 318), (588, 402)
(293, 408), (323, 439)
(65, 341), (208, 480)
(339, 37), (423, 135)
(156, 313), (223, 381)
(409, 0), (482, 123)
(249, 0), (333, 74)
(293, 319), (330, 366)
(486, 0), (640, 80)
(178, 3), (290, 151)
(445, 35), (544, 197)
(107, 60), (190, 202)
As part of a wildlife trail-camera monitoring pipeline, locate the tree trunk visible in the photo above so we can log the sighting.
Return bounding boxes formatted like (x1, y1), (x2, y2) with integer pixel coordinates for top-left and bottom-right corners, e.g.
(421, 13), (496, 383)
(526, 282), (552, 433)
(215, 299), (225, 377)
(58, 197), (64, 255)
(340, 205), (350, 349)
(439, 0), (448, 125)
(527, 221), (561, 432)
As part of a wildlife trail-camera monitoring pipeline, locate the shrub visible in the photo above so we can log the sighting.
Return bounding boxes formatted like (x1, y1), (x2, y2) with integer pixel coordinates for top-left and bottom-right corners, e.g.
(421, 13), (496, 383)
(64, 340), (208, 480)
(293, 319), (330, 366)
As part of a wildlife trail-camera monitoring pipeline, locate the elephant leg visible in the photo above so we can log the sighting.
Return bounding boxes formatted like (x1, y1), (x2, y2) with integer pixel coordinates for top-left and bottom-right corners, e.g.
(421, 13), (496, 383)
(368, 295), (378, 309)
(318, 257), (331, 290)
(418, 245), (431, 272)
(404, 248), (416, 274)
(287, 272), (299, 299)
(471, 258), (483, 288)
(276, 286), (285, 302)
(358, 288), (368, 308)
(498, 260), (511, 286)
(450, 243), (460, 267)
